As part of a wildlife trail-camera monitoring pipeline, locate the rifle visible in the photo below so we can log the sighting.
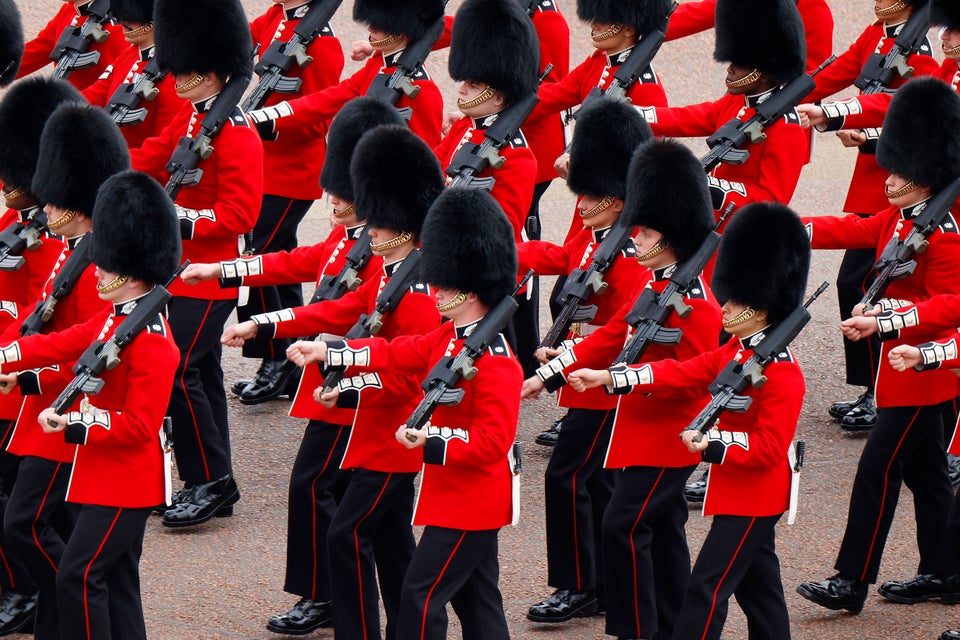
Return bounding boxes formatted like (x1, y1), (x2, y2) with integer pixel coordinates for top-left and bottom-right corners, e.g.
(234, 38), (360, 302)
(446, 65), (553, 191)
(107, 56), (166, 127)
(538, 219), (634, 350)
(854, 4), (932, 95)
(308, 232), (374, 304)
(51, 0), (112, 81)
(0, 210), (49, 272)
(20, 234), (94, 337)
(403, 271), (532, 440)
(681, 281), (829, 442)
(858, 175), (960, 310)
(241, 0), (344, 111)
(165, 69), (252, 200)
(48, 262), (188, 417)
(700, 55), (836, 172)
(616, 206), (732, 365)
(319, 250), (423, 394)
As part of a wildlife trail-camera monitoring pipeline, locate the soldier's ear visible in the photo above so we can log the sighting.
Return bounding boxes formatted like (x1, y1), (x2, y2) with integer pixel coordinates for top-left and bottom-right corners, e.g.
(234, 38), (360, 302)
(622, 24), (637, 40)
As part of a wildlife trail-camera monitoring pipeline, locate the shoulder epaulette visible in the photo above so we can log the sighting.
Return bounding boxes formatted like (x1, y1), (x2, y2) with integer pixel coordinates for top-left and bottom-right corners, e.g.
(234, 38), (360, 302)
(486, 334), (512, 358)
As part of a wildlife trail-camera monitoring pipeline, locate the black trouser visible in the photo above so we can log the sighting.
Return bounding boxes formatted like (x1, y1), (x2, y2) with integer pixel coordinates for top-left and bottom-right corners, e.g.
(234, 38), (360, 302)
(673, 514), (789, 640)
(398, 527), (508, 640)
(602, 465), (696, 640)
(57, 505), (150, 640)
(283, 420), (350, 600)
(544, 408), (615, 591)
(510, 180), (552, 378)
(166, 296), (235, 484)
(329, 469), (416, 640)
(835, 403), (958, 583)
(0, 419), (33, 593)
(836, 241), (881, 389)
(236, 195), (311, 361)
(3, 456), (79, 640)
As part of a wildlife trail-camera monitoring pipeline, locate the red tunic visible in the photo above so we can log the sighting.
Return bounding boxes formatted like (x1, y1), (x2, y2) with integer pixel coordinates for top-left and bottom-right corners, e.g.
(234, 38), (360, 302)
(328, 320), (523, 529)
(250, 3), (345, 199)
(613, 333), (805, 517)
(869, 293), (960, 344)
(0, 208), (64, 336)
(807, 202), (960, 407)
(131, 99), (264, 300)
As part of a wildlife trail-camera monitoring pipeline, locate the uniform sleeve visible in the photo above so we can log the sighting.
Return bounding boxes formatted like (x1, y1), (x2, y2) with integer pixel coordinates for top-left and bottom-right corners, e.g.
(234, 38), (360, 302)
(80, 67), (115, 107)
(130, 102), (192, 181)
(17, 12), (61, 79)
(266, 61), (371, 136)
(529, 58), (590, 119)
(299, 35), (345, 95)
(516, 239), (574, 275)
(252, 277), (376, 339)
(489, 146), (537, 240)
(665, 0), (716, 40)
(644, 100), (722, 138)
(802, 0), (835, 71)
(805, 29), (872, 103)
(326, 329), (443, 377)
(607, 344), (728, 397)
(535, 10), (570, 78)
(220, 241), (330, 289)
(0, 312), (107, 372)
(874, 294), (960, 342)
(804, 211), (889, 250)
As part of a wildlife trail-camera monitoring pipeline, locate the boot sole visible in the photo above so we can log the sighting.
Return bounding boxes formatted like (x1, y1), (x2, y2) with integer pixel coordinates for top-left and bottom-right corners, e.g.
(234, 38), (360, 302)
(878, 590), (960, 605)
(526, 602), (599, 623)
(796, 584), (864, 614)
(162, 490), (240, 528)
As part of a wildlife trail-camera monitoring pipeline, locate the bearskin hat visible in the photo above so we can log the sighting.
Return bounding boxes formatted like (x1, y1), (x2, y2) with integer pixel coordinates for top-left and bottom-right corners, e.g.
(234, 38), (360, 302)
(320, 97), (406, 203)
(353, 0), (444, 42)
(0, 78), (83, 192)
(111, 0), (154, 25)
(931, 0), (960, 29)
(576, 0), (673, 34)
(32, 103), (131, 215)
(350, 126), (444, 236)
(711, 203), (810, 325)
(448, 0), (540, 106)
(91, 171), (181, 285)
(0, 0), (22, 87)
(877, 77), (960, 192)
(622, 140), (714, 264)
(154, 0), (252, 79)
(714, 0), (806, 85)
(420, 188), (518, 308)
(567, 99), (652, 200)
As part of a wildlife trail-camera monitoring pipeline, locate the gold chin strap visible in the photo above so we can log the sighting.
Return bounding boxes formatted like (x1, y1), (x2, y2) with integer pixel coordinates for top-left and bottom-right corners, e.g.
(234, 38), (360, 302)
(458, 85), (496, 110)
(125, 22), (153, 37)
(370, 231), (412, 252)
(96, 274), (128, 294)
(886, 180), (918, 199)
(47, 208), (78, 230)
(636, 239), (668, 262)
(175, 73), (204, 94)
(2, 186), (25, 201)
(436, 291), (467, 313)
(580, 195), (615, 219)
(725, 68), (762, 89)
(944, 42), (960, 57)
(370, 32), (402, 49)
(332, 203), (355, 219)
(875, 0), (907, 19)
(592, 23), (624, 42)
(722, 306), (757, 328)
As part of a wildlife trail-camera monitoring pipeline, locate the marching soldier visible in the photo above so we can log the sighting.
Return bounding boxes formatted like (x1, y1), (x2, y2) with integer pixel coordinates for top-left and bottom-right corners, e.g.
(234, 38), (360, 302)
(131, 0), (262, 528)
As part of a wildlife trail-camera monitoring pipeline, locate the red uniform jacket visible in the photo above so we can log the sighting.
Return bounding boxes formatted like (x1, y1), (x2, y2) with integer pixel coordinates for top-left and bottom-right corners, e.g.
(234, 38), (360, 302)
(328, 320), (522, 529)
(250, 3), (345, 199)
(254, 257), (440, 473)
(265, 49), (444, 148)
(807, 201), (960, 406)
(610, 332), (804, 517)
(869, 293), (960, 344)
(131, 99), (264, 300)
(436, 116), (537, 240)
(666, 0), (834, 72)
(81, 45), (186, 149)
(3, 300), (177, 507)
(17, 3), (127, 91)
(217, 223), (383, 423)
(518, 225), (641, 409)
(0, 208), (65, 336)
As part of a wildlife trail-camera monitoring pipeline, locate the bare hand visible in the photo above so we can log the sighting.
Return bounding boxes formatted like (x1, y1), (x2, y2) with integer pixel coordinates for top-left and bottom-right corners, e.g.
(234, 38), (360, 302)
(180, 263), (220, 285)
(795, 103), (826, 129)
(442, 111), (461, 137)
(287, 340), (328, 366)
(39, 408), (66, 433)
(554, 152), (570, 180)
(313, 385), (338, 408)
(837, 130), (866, 148)
(396, 423), (426, 449)
(680, 430), (709, 453)
(888, 344), (923, 371)
(350, 39), (374, 62)
(840, 316), (879, 342)
(534, 346), (562, 364)
(0, 372), (18, 395)
(221, 321), (258, 347)
(521, 376), (545, 400)
(567, 368), (611, 392)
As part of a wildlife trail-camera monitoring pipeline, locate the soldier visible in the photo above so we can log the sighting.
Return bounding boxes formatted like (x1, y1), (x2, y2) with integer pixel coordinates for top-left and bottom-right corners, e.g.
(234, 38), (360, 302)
(130, 0), (263, 528)
(0, 0), (23, 87)
(234, 0), (347, 406)
(516, 100), (648, 625)
(797, 78), (960, 614)
(288, 187), (522, 640)
(570, 202), (810, 640)
(1, 171), (180, 640)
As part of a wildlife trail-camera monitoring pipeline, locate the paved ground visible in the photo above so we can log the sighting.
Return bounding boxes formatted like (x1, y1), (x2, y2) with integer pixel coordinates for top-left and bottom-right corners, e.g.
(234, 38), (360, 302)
(10, 1), (960, 638)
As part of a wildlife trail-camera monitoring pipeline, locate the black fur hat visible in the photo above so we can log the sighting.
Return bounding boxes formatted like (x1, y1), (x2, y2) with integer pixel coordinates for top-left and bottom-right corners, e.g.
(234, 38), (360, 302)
(353, 0), (444, 42)
(714, 0), (806, 85)
(576, 0), (673, 34)
(567, 99), (652, 199)
(931, 0), (960, 28)
(622, 140), (714, 264)
(420, 188), (518, 308)
(32, 103), (131, 215)
(711, 202), (810, 325)
(0, 0), (22, 87)
(110, 0), (154, 24)
(0, 78), (84, 192)
(154, 0), (252, 79)
(448, 0), (540, 105)
(91, 171), (182, 285)
(350, 125), (444, 236)
(321, 97), (406, 203)
(877, 77), (960, 191)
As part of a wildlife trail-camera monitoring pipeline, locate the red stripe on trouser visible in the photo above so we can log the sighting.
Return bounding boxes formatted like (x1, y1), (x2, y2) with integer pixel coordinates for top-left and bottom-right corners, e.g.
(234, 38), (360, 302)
(262, 199), (297, 249)
(82, 508), (122, 640)
(0, 540), (14, 586)
(309, 425), (348, 600)
(354, 474), (392, 640)
(568, 410), (610, 588)
(177, 300), (215, 480)
(628, 467), (666, 635)
(701, 517), (757, 640)
(32, 462), (64, 571)
(419, 531), (467, 640)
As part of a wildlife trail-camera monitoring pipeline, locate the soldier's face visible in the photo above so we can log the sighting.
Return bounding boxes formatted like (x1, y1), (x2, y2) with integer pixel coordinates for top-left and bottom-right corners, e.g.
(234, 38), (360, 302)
(720, 300), (768, 337)
(941, 28), (960, 59)
(121, 22), (153, 47)
(874, 0), (910, 23)
(884, 173), (931, 207)
(457, 80), (505, 118)
(633, 226), (675, 269)
(589, 22), (637, 52)
(576, 194), (622, 230)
